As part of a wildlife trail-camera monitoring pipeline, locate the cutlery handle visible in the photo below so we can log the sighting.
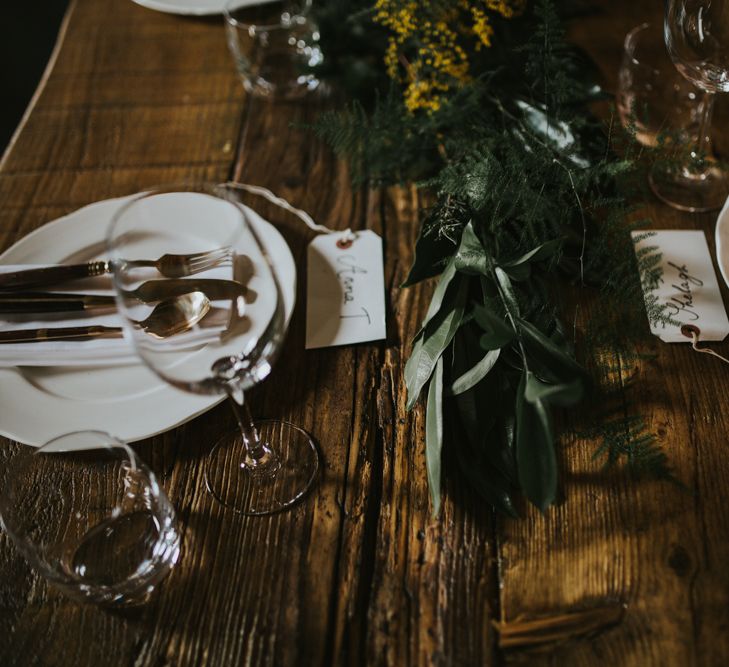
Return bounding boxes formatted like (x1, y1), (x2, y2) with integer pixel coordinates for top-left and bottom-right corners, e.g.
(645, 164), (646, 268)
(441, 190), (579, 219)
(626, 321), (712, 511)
(0, 325), (122, 343)
(0, 262), (109, 290)
(0, 293), (116, 313)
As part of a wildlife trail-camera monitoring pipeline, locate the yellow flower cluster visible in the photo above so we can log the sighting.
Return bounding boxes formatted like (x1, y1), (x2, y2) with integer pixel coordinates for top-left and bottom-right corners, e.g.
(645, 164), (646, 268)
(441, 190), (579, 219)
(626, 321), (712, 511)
(374, 0), (524, 113)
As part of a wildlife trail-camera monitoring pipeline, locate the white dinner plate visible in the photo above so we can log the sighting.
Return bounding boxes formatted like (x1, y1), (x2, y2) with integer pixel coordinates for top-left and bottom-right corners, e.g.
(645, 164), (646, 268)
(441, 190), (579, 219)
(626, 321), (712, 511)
(715, 196), (729, 288)
(0, 195), (295, 446)
(131, 0), (276, 16)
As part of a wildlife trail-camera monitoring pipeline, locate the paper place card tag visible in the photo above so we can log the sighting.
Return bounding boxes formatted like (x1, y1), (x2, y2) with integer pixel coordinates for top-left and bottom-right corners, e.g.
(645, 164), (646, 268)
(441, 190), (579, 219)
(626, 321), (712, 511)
(632, 230), (729, 342)
(306, 230), (386, 349)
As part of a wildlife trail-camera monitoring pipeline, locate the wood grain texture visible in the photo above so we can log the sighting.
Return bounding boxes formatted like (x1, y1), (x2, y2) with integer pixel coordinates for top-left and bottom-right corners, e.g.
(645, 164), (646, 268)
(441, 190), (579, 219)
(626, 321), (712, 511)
(1, 0), (728, 665)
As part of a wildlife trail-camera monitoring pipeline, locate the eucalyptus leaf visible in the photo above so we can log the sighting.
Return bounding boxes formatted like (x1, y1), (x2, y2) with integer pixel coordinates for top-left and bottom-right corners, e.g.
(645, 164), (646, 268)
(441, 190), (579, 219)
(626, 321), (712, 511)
(448, 349), (501, 395)
(503, 239), (562, 268)
(479, 275), (497, 299)
(448, 371), (517, 515)
(494, 266), (520, 316)
(402, 224), (458, 287)
(502, 262), (532, 282)
(518, 318), (586, 382)
(451, 418), (518, 517)
(451, 325), (517, 487)
(474, 304), (515, 349)
(515, 370), (558, 512)
(405, 275), (468, 410)
(426, 357), (444, 516)
(524, 373), (583, 407)
(454, 222), (489, 275)
(451, 325), (498, 435)
(419, 259), (456, 331)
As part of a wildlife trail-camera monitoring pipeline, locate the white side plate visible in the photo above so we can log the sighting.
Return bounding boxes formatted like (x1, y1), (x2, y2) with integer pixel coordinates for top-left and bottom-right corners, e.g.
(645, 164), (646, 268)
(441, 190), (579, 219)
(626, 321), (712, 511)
(131, 0), (276, 16)
(715, 196), (729, 288)
(0, 195), (295, 446)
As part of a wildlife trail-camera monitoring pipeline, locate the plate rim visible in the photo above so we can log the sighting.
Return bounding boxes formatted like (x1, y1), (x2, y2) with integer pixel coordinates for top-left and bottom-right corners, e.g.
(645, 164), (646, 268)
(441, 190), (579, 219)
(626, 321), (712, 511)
(130, 0), (278, 16)
(715, 196), (729, 288)
(0, 194), (295, 446)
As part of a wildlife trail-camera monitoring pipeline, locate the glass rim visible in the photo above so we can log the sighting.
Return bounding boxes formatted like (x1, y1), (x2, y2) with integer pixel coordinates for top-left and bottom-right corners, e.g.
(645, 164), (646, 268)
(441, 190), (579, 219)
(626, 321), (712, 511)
(106, 181), (243, 269)
(37, 429), (137, 457)
(0, 431), (151, 517)
(223, 0), (312, 32)
(623, 21), (651, 53)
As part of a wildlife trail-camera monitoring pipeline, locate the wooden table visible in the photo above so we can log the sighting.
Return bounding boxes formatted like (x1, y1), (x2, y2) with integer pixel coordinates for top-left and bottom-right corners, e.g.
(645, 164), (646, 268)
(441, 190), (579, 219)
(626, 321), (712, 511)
(2, 1), (729, 665)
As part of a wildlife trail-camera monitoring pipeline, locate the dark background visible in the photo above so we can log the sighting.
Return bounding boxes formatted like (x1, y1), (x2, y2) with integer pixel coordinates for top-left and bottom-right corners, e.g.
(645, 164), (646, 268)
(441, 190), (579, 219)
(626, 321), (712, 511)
(0, 2), (69, 153)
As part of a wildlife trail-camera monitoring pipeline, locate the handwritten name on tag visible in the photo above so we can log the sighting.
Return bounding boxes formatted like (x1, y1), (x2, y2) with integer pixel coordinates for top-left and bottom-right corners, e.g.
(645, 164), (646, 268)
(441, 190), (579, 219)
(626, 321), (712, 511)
(306, 231), (387, 349)
(632, 230), (729, 342)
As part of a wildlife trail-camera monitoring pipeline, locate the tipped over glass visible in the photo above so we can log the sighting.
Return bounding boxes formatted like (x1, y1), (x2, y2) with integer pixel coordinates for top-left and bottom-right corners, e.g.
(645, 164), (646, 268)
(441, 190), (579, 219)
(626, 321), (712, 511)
(0, 431), (180, 606)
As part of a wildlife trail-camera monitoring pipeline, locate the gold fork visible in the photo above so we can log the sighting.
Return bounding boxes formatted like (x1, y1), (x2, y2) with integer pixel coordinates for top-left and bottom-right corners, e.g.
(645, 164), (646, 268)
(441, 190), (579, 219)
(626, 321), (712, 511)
(0, 247), (233, 290)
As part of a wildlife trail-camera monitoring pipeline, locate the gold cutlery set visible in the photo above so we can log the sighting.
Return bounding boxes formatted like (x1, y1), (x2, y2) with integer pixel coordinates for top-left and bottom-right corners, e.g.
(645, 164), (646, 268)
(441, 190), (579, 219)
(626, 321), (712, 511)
(0, 248), (235, 343)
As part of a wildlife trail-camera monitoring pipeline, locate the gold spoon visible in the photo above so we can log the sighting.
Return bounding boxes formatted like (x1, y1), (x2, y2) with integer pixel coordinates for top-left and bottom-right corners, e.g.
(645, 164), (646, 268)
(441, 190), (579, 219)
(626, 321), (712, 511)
(0, 291), (211, 343)
(138, 290), (211, 339)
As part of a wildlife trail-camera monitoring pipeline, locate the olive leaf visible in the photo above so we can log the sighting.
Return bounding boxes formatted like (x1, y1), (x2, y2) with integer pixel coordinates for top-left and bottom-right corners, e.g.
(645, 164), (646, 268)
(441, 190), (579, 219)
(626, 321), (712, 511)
(454, 222), (489, 275)
(450, 327), (517, 515)
(494, 266), (520, 316)
(451, 416), (518, 517)
(500, 239), (562, 281)
(426, 356), (444, 516)
(502, 239), (562, 268)
(515, 370), (558, 512)
(402, 224), (458, 287)
(448, 348), (501, 396)
(524, 374), (583, 407)
(405, 274), (467, 410)
(517, 318), (586, 383)
(419, 258), (456, 331)
(474, 304), (515, 350)
(501, 262), (532, 282)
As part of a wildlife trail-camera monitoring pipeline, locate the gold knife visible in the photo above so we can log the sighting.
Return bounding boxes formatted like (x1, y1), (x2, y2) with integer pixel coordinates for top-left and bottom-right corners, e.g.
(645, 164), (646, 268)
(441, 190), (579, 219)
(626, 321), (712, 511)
(0, 262), (109, 290)
(0, 292), (116, 313)
(0, 325), (123, 343)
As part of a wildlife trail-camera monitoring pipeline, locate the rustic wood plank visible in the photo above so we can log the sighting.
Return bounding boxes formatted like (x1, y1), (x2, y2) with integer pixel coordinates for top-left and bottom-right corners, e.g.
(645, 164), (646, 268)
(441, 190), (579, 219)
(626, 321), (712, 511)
(3, 0), (729, 665)
(499, 3), (729, 666)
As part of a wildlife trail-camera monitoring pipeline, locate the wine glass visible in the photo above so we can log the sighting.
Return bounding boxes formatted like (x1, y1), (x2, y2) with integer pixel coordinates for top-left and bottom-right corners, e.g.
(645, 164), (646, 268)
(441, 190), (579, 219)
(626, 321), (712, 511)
(651, 0), (729, 211)
(617, 23), (703, 148)
(223, 0), (324, 99)
(107, 184), (319, 516)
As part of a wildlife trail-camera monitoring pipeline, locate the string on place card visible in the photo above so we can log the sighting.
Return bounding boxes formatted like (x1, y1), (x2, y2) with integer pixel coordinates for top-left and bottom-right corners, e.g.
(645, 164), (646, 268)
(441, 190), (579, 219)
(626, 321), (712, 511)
(223, 181), (386, 349)
(224, 181), (356, 243)
(681, 324), (729, 365)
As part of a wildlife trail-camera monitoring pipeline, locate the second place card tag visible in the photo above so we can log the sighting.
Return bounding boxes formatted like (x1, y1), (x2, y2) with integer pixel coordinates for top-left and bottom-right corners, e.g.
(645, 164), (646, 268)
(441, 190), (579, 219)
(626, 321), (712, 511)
(306, 230), (387, 349)
(632, 229), (729, 342)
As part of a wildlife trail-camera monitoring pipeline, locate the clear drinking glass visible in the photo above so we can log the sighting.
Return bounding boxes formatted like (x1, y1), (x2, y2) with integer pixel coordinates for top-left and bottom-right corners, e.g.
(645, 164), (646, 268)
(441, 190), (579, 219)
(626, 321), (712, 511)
(107, 183), (319, 516)
(617, 22), (703, 147)
(0, 431), (179, 607)
(650, 0), (729, 211)
(224, 0), (323, 99)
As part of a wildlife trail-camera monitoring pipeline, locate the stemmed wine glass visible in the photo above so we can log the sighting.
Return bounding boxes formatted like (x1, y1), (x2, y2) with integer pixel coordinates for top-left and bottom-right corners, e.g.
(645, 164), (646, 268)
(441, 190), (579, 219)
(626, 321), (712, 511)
(651, 0), (729, 211)
(107, 183), (319, 515)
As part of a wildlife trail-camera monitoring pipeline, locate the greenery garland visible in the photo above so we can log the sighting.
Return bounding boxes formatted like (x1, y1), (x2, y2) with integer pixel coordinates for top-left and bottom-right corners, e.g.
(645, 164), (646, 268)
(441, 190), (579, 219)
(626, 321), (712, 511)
(312, 0), (671, 515)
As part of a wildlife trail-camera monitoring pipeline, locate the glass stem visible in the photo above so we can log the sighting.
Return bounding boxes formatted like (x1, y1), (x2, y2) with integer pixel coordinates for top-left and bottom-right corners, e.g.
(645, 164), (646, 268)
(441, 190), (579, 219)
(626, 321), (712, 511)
(225, 388), (279, 476)
(689, 91), (715, 175)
